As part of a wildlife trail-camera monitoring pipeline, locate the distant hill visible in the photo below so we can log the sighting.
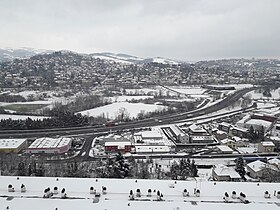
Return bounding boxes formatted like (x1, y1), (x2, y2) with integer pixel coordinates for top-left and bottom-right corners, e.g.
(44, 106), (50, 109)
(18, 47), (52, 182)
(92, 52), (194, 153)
(91, 52), (144, 64)
(0, 47), (183, 65)
(0, 47), (53, 62)
(91, 52), (181, 65)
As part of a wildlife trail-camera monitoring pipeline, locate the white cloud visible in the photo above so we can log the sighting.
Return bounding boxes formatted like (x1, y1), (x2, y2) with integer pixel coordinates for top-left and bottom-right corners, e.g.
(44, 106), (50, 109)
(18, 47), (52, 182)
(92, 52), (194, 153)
(0, 0), (279, 60)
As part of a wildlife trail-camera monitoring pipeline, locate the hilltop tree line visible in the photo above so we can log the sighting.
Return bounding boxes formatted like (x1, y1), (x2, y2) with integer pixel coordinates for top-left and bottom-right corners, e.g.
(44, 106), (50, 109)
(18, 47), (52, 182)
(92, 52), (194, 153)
(0, 111), (89, 130)
(0, 94), (27, 102)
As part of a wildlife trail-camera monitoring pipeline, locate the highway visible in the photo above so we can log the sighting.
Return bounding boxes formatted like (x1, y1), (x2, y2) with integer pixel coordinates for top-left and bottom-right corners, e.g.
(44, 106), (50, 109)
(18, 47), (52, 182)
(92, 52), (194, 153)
(0, 87), (256, 139)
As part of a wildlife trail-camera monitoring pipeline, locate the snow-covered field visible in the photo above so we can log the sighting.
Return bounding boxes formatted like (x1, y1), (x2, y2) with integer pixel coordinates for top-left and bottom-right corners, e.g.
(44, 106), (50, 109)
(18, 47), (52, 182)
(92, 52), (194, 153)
(0, 100), (52, 106)
(0, 176), (279, 210)
(246, 88), (280, 100)
(108, 95), (154, 102)
(78, 102), (167, 119)
(167, 86), (207, 95)
(0, 114), (49, 120)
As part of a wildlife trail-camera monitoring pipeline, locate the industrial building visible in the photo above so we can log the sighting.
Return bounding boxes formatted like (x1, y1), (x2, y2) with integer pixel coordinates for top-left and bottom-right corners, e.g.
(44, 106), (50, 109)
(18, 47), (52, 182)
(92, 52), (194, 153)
(26, 137), (72, 154)
(0, 138), (27, 153)
(134, 145), (170, 154)
(133, 130), (164, 145)
(104, 141), (132, 153)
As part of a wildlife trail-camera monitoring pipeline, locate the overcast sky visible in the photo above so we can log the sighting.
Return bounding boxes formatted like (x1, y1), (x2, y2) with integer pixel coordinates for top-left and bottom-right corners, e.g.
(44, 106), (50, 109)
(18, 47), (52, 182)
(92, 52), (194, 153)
(0, 0), (279, 61)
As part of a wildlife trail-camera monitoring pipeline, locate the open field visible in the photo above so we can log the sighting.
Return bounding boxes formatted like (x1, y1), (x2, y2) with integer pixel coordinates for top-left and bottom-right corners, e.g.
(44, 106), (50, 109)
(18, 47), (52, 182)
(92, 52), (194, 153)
(2, 103), (48, 113)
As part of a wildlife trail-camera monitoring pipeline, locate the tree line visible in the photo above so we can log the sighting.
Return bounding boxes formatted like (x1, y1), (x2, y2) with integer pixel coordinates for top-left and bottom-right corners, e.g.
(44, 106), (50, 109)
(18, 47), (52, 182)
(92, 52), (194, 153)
(0, 111), (89, 130)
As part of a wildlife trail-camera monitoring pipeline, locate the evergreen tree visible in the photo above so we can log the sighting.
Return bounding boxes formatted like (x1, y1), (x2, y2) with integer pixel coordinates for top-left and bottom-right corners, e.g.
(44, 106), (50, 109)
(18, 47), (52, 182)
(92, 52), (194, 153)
(138, 160), (150, 179)
(17, 162), (26, 176)
(249, 126), (257, 142)
(258, 126), (265, 141)
(235, 157), (246, 180)
(190, 160), (198, 177)
(179, 158), (191, 180)
(170, 161), (179, 180)
(112, 153), (130, 178)
(99, 153), (131, 178)
(169, 159), (198, 180)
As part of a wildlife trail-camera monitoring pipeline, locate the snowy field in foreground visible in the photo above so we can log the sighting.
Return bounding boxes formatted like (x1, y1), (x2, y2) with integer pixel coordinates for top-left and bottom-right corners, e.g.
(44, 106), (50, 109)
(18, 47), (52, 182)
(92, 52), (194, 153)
(78, 102), (167, 119)
(0, 176), (279, 210)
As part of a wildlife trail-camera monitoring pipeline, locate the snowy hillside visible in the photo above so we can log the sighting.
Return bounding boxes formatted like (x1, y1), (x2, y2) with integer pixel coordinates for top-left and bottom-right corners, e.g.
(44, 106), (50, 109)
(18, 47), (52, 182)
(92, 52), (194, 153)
(145, 57), (179, 65)
(0, 47), (52, 62)
(91, 52), (144, 64)
(0, 48), (183, 65)
(91, 52), (181, 65)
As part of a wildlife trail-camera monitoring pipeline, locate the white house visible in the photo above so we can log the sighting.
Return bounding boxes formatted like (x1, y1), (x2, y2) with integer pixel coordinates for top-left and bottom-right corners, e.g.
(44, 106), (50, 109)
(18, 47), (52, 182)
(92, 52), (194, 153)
(246, 160), (279, 179)
(212, 164), (241, 181)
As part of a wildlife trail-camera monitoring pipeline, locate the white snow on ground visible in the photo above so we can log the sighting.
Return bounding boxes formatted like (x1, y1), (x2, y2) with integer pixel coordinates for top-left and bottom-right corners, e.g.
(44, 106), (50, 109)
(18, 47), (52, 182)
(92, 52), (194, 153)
(78, 102), (167, 119)
(0, 176), (279, 210)
(0, 101), (52, 107)
(92, 55), (133, 64)
(10, 90), (39, 98)
(256, 102), (277, 109)
(210, 84), (253, 90)
(246, 88), (280, 100)
(125, 88), (159, 95)
(168, 86), (207, 95)
(108, 95), (154, 102)
(152, 57), (178, 65)
(164, 98), (196, 102)
(0, 114), (49, 120)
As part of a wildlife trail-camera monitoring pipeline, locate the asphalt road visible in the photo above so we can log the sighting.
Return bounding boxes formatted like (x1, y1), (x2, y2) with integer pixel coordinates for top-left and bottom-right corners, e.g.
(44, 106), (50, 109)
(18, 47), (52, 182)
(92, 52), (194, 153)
(0, 87), (256, 139)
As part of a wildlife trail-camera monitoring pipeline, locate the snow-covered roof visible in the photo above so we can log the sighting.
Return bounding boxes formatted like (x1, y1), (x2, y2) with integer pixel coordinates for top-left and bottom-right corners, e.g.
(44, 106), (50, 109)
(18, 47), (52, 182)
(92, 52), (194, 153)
(192, 136), (213, 141)
(105, 141), (131, 147)
(0, 138), (26, 149)
(170, 125), (184, 136)
(236, 115), (250, 124)
(216, 145), (234, 153)
(231, 126), (248, 132)
(246, 119), (272, 128)
(268, 158), (280, 165)
(141, 131), (162, 139)
(247, 160), (267, 173)
(220, 138), (234, 144)
(237, 147), (257, 154)
(232, 136), (242, 142)
(2, 176), (280, 210)
(189, 124), (206, 132)
(219, 122), (231, 127)
(216, 130), (227, 135)
(260, 141), (275, 147)
(135, 145), (170, 153)
(269, 136), (280, 142)
(213, 164), (241, 179)
(28, 137), (72, 149)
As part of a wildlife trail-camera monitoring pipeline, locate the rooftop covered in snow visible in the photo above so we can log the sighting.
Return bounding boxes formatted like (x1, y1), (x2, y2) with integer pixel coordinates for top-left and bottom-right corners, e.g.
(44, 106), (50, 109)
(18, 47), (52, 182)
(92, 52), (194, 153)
(0, 176), (280, 210)
(0, 138), (26, 149)
(28, 137), (72, 149)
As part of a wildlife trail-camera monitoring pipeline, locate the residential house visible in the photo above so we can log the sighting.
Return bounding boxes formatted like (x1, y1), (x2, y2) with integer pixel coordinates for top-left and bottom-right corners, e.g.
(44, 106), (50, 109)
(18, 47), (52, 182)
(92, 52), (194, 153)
(212, 164), (241, 181)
